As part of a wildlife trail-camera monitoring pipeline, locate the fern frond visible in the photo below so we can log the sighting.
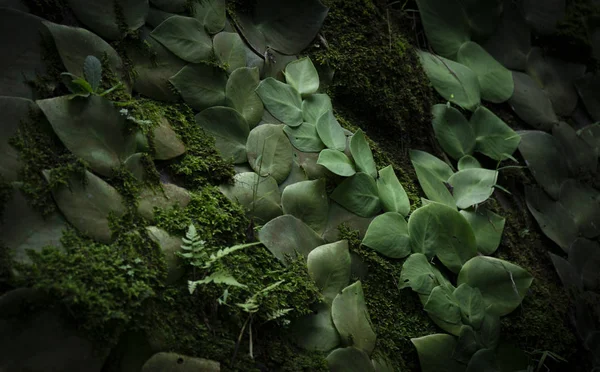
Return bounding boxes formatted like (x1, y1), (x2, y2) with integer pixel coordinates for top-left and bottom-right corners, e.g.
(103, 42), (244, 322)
(204, 242), (261, 268)
(267, 308), (293, 321)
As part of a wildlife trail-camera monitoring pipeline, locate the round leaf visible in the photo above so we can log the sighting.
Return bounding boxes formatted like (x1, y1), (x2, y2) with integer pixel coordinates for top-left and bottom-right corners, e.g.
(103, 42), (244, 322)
(291, 302), (341, 352)
(414, 0), (470, 59)
(458, 256), (534, 316)
(447, 168), (498, 209)
(317, 149), (356, 177)
(330, 173), (381, 218)
(376, 165), (410, 216)
(362, 212), (411, 259)
(508, 71), (558, 131)
(213, 32), (246, 74)
(302, 94), (332, 124)
(457, 155), (481, 171)
(284, 57), (320, 96)
(192, 0), (225, 34)
(195, 106), (249, 164)
(225, 67), (264, 128)
(256, 77), (303, 126)
(284, 122), (326, 152)
(170, 63), (227, 111)
(349, 129), (377, 178)
(151, 16), (213, 63)
(316, 110), (347, 152)
(399, 253), (451, 295)
(282, 179), (329, 234)
(307, 241), (351, 303)
(431, 103), (476, 160)
(424, 286), (462, 325)
(460, 208), (506, 255)
(246, 124), (293, 184)
(453, 283), (485, 329)
(470, 106), (520, 161)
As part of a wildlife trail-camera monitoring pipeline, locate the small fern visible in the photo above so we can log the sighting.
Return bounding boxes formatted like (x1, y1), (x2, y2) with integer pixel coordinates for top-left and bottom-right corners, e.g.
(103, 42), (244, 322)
(178, 223), (206, 266)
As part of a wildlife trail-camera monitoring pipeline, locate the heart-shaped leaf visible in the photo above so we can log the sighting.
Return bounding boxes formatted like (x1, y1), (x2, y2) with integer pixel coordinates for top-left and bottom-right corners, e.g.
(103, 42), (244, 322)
(195, 106), (249, 164)
(317, 149), (356, 177)
(349, 129), (377, 178)
(282, 179), (329, 234)
(470, 106), (520, 161)
(316, 110), (347, 151)
(362, 212), (411, 259)
(192, 0), (226, 34)
(256, 77), (303, 126)
(457, 155), (481, 170)
(284, 57), (320, 96)
(151, 15), (213, 63)
(376, 165), (410, 216)
(291, 302), (341, 352)
(284, 122), (326, 152)
(424, 285), (462, 325)
(330, 172), (381, 217)
(431, 103), (476, 160)
(453, 283), (485, 329)
(307, 240), (351, 303)
(302, 94), (333, 124)
(399, 253), (451, 295)
(246, 124), (293, 184)
(213, 32), (246, 74)
(225, 67), (264, 128)
(414, 0), (470, 59)
(170, 63), (228, 111)
(410, 149), (456, 208)
(460, 208), (505, 255)
(509, 71), (558, 131)
(447, 168), (498, 209)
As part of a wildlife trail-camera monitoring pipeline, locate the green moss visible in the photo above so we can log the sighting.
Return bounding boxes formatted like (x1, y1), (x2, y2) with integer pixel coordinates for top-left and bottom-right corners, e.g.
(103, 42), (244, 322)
(338, 225), (437, 371)
(0, 177), (12, 219)
(154, 187), (248, 248)
(309, 0), (434, 149)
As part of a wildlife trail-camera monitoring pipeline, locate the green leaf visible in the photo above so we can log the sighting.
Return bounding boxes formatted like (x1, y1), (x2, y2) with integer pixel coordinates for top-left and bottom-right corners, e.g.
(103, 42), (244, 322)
(170, 63), (227, 111)
(232, 0), (329, 55)
(152, 117), (186, 160)
(282, 179), (329, 234)
(327, 347), (376, 372)
(284, 57), (320, 96)
(291, 302), (341, 352)
(414, 0), (470, 59)
(470, 106), (520, 161)
(458, 256), (534, 316)
(453, 325), (480, 364)
(246, 124), (294, 184)
(219, 172), (282, 224)
(349, 129), (377, 178)
(457, 155), (481, 171)
(376, 165), (410, 216)
(411, 334), (467, 372)
(466, 348), (500, 372)
(258, 214), (324, 265)
(317, 149), (356, 177)
(362, 212), (411, 259)
(424, 286), (462, 325)
(83, 55), (102, 92)
(399, 253), (450, 295)
(316, 110), (347, 151)
(213, 32), (246, 74)
(195, 106), (249, 164)
(409, 149), (456, 208)
(456, 41), (514, 103)
(331, 281), (377, 355)
(460, 208), (505, 255)
(150, 15), (212, 63)
(225, 67), (264, 128)
(453, 283), (485, 329)
(284, 122), (326, 153)
(71, 78), (94, 93)
(307, 241), (351, 303)
(418, 50), (480, 111)
(431, 103), (476, 160)
(559, 179), (600, 239)
(408, 202), (477, 273)
(552, 121), (597, 177)
(447, 168), (498, 209)
(508, 71), (558, 131)
(256, 77), (303, 126)
(192, 0), (226, 34)
(43, 170), (126, 243)
(36, 95), (137, 177)
(330, 173), (381, 218)
(302, 94), (333, 124)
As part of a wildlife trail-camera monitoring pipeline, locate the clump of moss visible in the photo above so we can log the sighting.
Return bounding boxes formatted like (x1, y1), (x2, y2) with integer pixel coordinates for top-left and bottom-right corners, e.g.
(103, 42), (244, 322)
(309, 0), (434, 149)
(338, 225), (437, 371)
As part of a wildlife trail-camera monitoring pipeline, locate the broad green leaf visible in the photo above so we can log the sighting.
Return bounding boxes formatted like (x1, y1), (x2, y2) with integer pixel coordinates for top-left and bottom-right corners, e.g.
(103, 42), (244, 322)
(220, 172), (282, 224)
(36, 95), (137, 177)
(466, 348), (500, 372)
(431, 104), (476, 160)
(151, 16), (212, 63)
(418, 50), (481, 111)
(213, 32), (246, 74)
(362, 212), (411, 259)
(460, 208), (505, 255)
(377, 165), (410, 216)
(152, 117), (186, 160)
(478, 313), (500, 349)
(258, 214), (324, 265)
(65, 0), (148, 40)
(526, 47), (585, 116)
(192, 0), (226, 34)
(284, 122), (325, 152)
(1, 186), (66, 265)
(409, 149), (456, 208)
(399, 253), (450, 295)
(291, 302), (341, 351)
(282, 179), (329, 234)
(408, 202), (477, 273)
(83, 55), (102, 92)
(457, 155), (481, 171)
(246, 124), (293, 183)
(0, 97), (36, 181)
(458, 256), (534, 316)
(470, 106), (520, 161)
(331, 281), (377, 355)
(43, 170), (126, 243)
(327, 347), (376, 372)
(232, 0), (329, 55)
(349, 129), (377, 178)
(453, 283), (485, 329)
(317, 149), (356, 177)
(330, 173), (381, 218)
(302, 94), (332, 124)
(447, 168), (498, 209)
(284, 57), (320, 96)
(457, 41), (514, 103)
(411, 334), (467, 372)
(256, 77), (303, 126)
(508, 72), (558, 131)
(225, 67), (264, 128)
(195, 106), (249, 164)
(316, 110), (347, 151)
(424, 286), (462, 325)
(518, 130), (569, 199)
(525, 185), (577, 252)
(307, 241), (351, 303)
(145, 226), (184, 284)
(170, 63), (227, 111)
(414, 0), (470, 59)
(453, 325), (479, 364)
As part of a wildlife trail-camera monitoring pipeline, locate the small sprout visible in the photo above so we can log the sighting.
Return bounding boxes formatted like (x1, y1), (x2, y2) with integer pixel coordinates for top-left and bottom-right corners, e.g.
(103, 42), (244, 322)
(61, 55), (123, 99)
